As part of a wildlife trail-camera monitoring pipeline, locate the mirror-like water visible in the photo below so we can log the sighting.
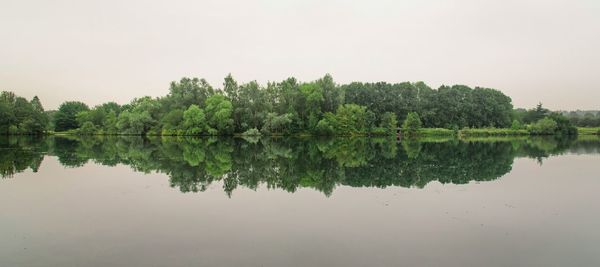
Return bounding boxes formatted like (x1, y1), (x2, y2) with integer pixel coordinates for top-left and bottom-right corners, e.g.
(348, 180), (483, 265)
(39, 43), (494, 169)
(1, 136), (599, 266)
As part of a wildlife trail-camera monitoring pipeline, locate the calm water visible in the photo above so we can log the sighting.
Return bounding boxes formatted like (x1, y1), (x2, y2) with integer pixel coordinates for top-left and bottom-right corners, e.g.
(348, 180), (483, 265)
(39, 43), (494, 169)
(1, 136), (600, 267)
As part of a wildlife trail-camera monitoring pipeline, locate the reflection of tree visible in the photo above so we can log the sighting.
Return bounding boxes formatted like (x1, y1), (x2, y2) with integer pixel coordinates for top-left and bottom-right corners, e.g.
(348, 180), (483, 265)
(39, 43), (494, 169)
(516, 136), (578, 164)
(1, 135), (596, 196)
(0, 136), (45, 178)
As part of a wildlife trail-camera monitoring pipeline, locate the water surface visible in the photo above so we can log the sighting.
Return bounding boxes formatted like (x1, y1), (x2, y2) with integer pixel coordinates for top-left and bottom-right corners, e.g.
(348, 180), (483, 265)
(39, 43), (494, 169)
(1, 136), (599, 266)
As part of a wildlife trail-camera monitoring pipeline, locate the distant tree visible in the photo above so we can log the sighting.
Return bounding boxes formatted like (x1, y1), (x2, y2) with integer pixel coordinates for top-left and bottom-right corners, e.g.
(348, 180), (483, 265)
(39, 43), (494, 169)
(523, 103), (550, 124)
(223, 74), (239, 104)
(235, 80), (269, 132)
(183, 105), (207, 135)
(402, 112), (422, 137)
(262, 113), (293, 134)
(161, 109), (184, 135)
(299, 82), (324, 131)
(53, 101), (89, 132)
(334, 104), (367, 134)
(318, 74), (344, 113)
(165, 77), (214, 110)
(205, 94), (234, 135)
(315, 112), (337, 136)
(104, 111), (118, 134)
(380, 112), (398, 133)
(548, 113), (577, 136)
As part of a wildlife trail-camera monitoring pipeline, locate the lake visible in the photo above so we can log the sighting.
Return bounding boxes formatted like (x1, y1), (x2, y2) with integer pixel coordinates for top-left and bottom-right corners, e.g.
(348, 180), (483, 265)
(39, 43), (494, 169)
(1, 135), (599, 266)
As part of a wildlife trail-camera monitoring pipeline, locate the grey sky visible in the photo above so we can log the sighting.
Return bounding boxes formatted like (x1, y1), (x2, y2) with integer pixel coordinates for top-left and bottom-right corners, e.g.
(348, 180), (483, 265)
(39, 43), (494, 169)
(1, 0), (599, 110)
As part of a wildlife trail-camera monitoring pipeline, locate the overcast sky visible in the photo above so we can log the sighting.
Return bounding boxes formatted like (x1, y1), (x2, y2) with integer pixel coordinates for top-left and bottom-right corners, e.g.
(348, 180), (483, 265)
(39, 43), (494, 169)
(1, 0), (599, 110)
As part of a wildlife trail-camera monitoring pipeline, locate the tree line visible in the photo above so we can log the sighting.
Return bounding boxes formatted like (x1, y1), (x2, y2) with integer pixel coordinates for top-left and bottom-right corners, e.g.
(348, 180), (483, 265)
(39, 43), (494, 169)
(562, 111), (600, 128)
(0, 74), (580, 136)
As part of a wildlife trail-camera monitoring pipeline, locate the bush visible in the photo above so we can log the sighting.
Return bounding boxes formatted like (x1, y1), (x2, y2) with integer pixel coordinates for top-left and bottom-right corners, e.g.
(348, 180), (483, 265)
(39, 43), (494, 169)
(529, 118), (558, 135)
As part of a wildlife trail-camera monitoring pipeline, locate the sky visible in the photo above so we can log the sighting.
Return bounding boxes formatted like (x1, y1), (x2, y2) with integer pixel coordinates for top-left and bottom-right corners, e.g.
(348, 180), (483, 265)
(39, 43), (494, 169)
(1, 0), (599, 110)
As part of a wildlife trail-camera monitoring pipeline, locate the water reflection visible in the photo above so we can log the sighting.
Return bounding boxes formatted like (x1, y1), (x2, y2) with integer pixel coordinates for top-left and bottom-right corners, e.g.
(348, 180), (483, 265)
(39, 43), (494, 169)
(1, 135), (598, 196)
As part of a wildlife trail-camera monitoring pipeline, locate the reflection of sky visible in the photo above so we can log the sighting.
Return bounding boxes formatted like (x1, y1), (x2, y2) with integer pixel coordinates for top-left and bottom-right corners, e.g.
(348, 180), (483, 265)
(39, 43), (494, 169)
(1, 154), (600, 267)
(1, 0), (599, 110)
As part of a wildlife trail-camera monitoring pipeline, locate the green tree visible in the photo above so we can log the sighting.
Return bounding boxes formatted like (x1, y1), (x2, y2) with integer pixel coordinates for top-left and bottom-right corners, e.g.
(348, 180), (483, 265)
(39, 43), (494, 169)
(315, 112), (337, 135)
(402, 112), (422, 137)
(335, 104), (367, 134)
(79, 121), (98, 135)
(299, 82), (324, 131)
(104, 111), (118, 134)
(205, 94), (234, 135)
(380, 112), (398, 133)
(548, 113), (577, 136)
(235, 81), (269, 132)
(164, 77), (214, 110)
(183, 105), (207, 135)
(262, 113), (293, 134)
(54, 101), (89, 132)
(523, 103), (549, 124)
(161, 109), (184, 135)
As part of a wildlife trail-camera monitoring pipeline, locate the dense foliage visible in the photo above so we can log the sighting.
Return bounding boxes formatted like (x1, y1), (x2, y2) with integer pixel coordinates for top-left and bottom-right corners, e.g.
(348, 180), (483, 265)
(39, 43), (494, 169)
(54, 101), (89, 132)
(1, 75), (582, 136)
(56, 74), (518, 136)
(0, 92), (48, 135)
(512, 103), (578, 136)
(562, 111), (600, 128)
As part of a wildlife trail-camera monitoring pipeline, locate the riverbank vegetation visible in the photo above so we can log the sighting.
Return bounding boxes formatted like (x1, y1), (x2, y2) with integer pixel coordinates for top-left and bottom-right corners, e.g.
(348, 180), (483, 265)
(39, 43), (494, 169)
(0, 74), (589, 137)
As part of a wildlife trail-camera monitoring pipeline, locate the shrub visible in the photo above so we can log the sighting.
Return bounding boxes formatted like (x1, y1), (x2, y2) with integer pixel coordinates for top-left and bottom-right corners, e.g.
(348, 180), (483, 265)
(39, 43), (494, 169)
(529, 118), (558, 135)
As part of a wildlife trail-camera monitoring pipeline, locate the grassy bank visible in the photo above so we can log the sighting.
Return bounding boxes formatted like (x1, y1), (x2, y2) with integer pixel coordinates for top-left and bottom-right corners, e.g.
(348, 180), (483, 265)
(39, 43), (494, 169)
(459, 128), (530, 137)
(419, 128), (456, 138)
(45, 127), (598, 139)
(578, 127), (600, 135)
